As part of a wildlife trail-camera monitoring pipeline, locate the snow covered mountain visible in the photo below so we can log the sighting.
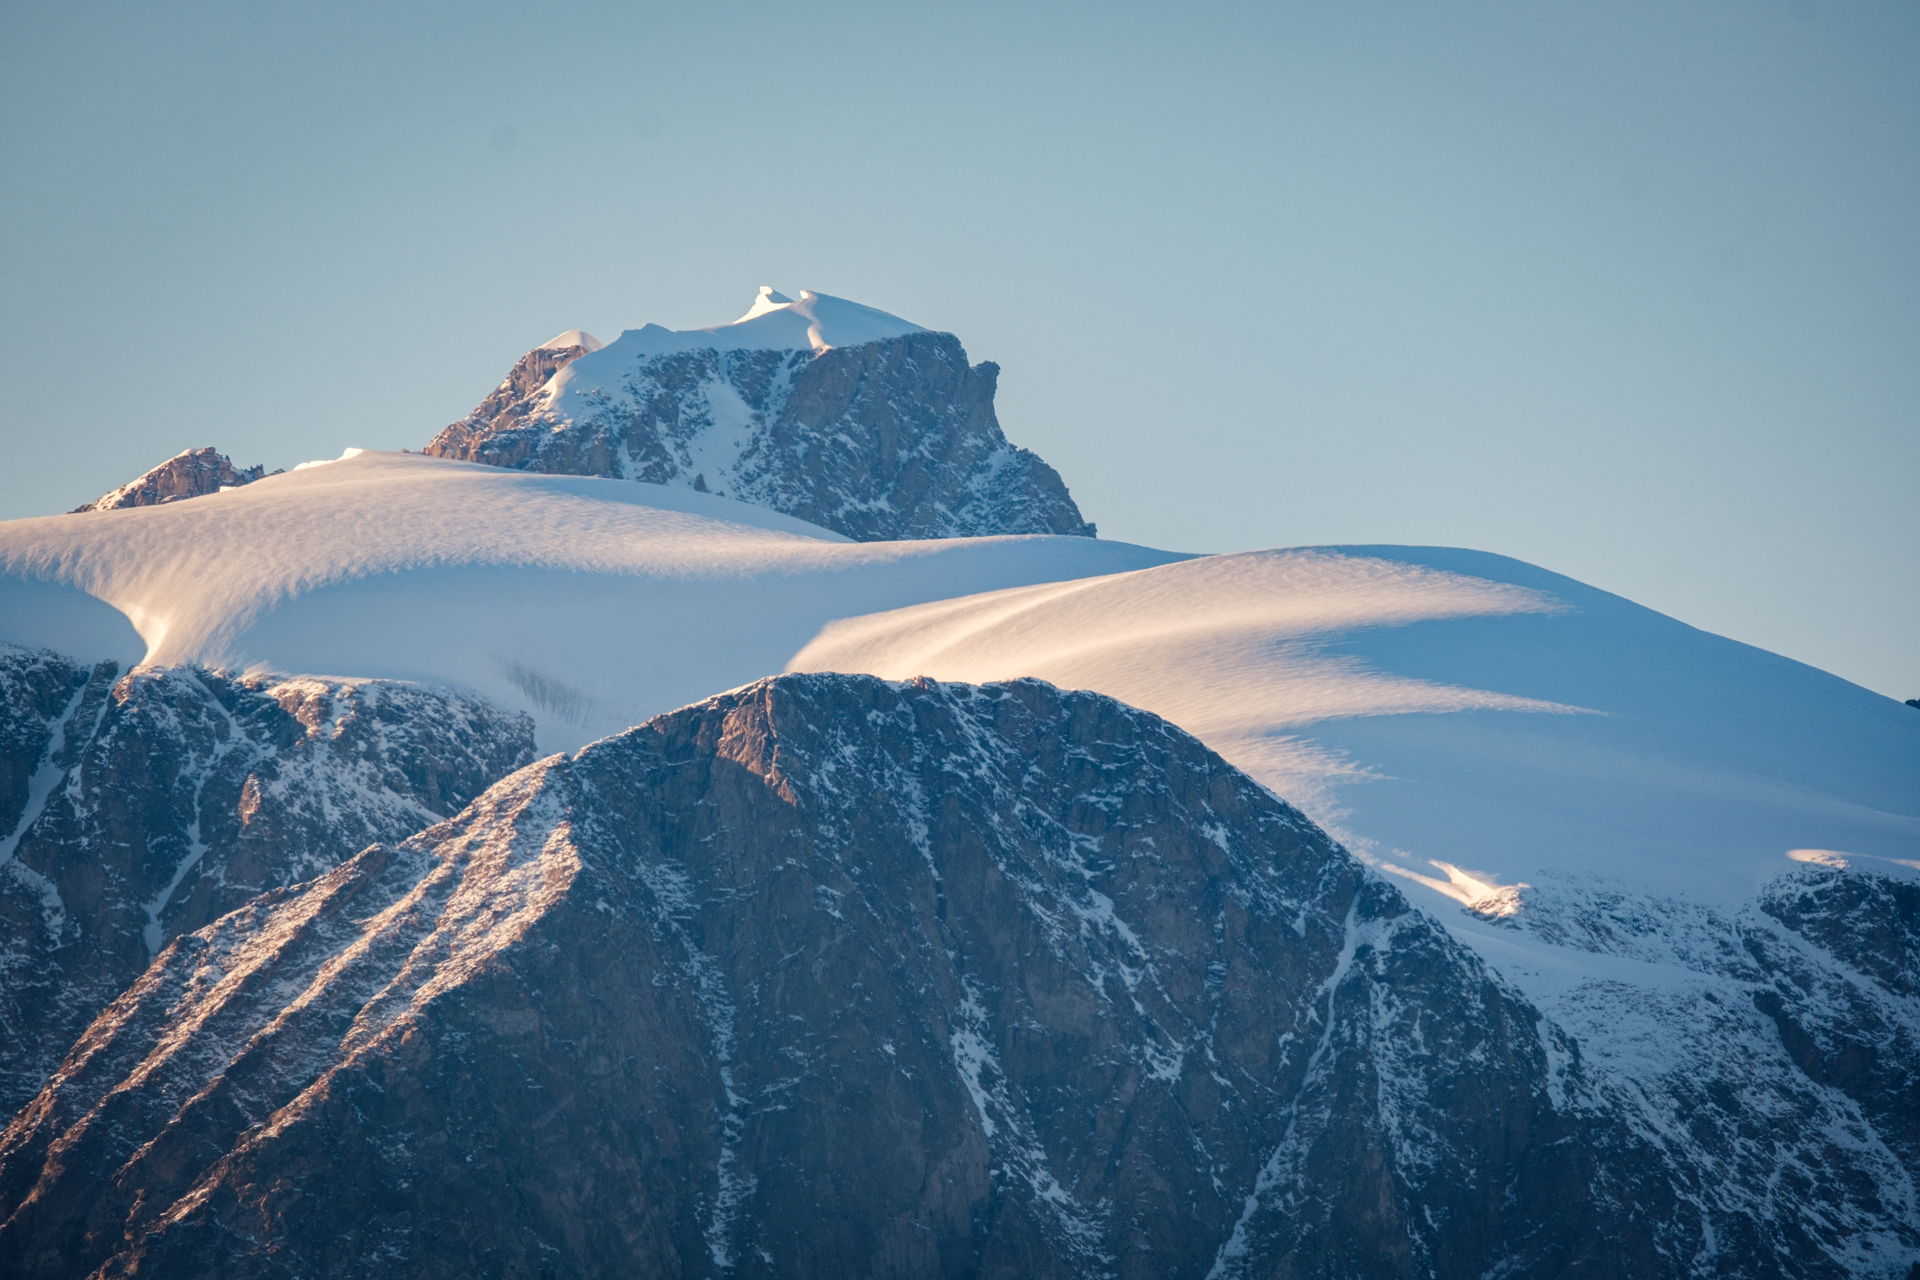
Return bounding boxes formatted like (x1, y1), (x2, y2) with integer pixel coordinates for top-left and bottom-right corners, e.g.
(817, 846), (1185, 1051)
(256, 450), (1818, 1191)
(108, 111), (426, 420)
(0, 450), (1177, 751)
(423, 289), (1097, 541)
(2, 674), (1910, 1276)
(790, 547), (1920, 1270)
(1, 315), (1916, 1273)
(0, 676), (1764, 1275)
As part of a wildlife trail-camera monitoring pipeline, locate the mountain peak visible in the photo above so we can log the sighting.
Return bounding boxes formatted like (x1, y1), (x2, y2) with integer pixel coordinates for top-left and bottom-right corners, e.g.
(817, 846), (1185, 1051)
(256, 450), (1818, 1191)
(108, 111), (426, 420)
(70, 446), (274, 513)
(733, 285), (794, 323)
(0, 671), (1673, 1274)
(538, 329), (603, 353)
(614, 286), (924, 357)
(423, 287), (1093, 542)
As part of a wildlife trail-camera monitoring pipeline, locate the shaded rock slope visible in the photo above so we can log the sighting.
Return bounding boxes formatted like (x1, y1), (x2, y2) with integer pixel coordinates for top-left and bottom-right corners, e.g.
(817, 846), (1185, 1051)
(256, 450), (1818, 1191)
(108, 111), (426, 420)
(424, 331), (1096, 542)
(1463, 872), (1920, 1278)
(0, 644), (536, 1118)
(1747, 870), (1920, 1182)
(71, 447), (276, 513)
(8, 673), (1914, 1278)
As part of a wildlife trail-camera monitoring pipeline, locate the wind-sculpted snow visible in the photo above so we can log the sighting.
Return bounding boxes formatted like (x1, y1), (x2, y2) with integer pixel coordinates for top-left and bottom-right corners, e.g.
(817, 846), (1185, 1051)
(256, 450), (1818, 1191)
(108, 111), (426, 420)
(0, 450), (1181, 751)
(789, 545), (1920, 909)
(556, 286), (925, 360)
(0, 673), (1747, 1279)
(0, 643), (535, 1117)
(5, 429), (1916, 1273)
(791, 547), (1920, 1275)
(425, 306), (1096, 541)
(791, 547), (1587, 822)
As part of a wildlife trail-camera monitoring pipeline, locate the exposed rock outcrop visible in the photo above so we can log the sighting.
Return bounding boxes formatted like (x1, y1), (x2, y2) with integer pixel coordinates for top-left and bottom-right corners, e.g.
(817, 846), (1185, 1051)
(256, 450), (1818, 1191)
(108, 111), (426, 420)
(0, 644), (536, 1118)
(71, 447), (276, 513)
(425, 331), (1097, 542)
(0, 673), (1750, 1277)
(1465, 872), (1920, 1276)
(3, 672), (1914, 1275)
(456, 335), (602, 433)
(1747, 869), (1920, 1178)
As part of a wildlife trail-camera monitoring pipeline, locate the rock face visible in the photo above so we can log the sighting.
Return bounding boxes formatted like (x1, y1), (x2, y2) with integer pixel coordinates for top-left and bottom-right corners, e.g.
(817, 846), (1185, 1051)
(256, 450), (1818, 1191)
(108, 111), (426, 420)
(0, 644), (536, 1118)
(71, 447), (275, 513)
(2, 672), (1914, 1277)
(424, 332), (1097, 542)
(456, 337), (601, 434)
(1749, 870), (1920, 1179)
(0, 672), (1822, 1278)
(1465, 873), (1920, 1277)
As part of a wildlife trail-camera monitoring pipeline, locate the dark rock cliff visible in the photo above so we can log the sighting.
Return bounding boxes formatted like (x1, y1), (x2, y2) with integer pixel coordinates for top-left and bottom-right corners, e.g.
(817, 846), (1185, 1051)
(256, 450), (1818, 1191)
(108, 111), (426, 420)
(3, 672), (1686, 1279)
(424, 332), (1097, 542)
(71, 448), (275, 513)
(1747, 870), (1920, 1178)
(0, 644), (536, 1118)
(1467, 873), (1920, 1275)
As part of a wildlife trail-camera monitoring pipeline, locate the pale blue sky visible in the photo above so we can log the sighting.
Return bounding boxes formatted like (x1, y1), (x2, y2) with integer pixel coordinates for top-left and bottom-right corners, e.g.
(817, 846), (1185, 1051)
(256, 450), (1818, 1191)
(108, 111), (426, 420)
(2, 1), (1914, 698)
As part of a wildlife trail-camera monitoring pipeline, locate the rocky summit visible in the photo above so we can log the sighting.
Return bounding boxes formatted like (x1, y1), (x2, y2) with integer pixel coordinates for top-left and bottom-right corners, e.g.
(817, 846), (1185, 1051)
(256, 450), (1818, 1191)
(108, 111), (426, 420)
(0, 644), (536, 1120)
(425, 324), (1096, 542)
(6, 671), (1909, 1279)
(70, 447), (276, 513)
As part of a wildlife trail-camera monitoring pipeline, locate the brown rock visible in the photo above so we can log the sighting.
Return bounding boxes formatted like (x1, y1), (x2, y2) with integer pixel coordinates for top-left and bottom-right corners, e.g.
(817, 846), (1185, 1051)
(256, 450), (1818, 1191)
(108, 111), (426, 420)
(70, 448), (274, 513)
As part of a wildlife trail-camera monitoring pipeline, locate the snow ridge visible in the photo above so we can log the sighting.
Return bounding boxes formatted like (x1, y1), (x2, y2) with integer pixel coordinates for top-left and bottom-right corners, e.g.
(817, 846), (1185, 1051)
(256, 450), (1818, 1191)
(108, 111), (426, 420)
(613, 286), (924, 356)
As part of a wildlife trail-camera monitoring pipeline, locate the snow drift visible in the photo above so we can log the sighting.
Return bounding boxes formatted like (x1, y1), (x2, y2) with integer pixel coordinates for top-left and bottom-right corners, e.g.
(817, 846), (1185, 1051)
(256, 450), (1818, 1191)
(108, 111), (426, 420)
(0, 450), (1179, 751)
(2, 435), (1917, 1274)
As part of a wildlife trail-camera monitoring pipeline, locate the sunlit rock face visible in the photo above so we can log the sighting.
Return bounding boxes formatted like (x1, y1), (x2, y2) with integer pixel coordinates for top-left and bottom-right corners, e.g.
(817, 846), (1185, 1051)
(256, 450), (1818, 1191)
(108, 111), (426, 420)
(70, 447), (274, 513)
(0, 643), (536, 1118)
(425, 329), (1097, 542)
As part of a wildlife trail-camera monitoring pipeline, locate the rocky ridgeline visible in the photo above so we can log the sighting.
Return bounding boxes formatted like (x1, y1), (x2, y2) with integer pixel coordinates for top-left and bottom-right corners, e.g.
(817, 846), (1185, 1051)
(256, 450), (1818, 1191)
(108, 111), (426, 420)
(424, 332), (1097, 542)
(0, 644), (536, 1118)
(6, 672), (1913, 1277)
(70, 447), (276, 513)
